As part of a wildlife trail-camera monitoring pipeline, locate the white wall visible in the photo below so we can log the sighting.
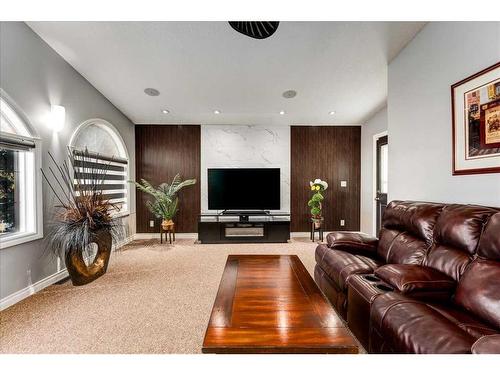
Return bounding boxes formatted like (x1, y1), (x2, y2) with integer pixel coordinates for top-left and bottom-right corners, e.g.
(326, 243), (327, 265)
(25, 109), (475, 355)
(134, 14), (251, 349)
(360, 107), (387, 235)
(388, 22), (500, 207)
(201, 125), (290, 213)
(0, 22), (136, 305)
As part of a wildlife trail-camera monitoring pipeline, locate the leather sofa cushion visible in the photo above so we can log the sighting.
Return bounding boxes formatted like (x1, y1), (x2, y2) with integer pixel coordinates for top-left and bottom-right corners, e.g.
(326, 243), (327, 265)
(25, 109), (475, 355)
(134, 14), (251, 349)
(383, 232), (428, 265)
(374, 264), (455, 299)
(382, 201), (443, 244)
(472, 335), (500, 354)
(454, 259), (500, 330)
(376, 201), (443, 265)
(377, 228), (400, 262)
(377, 228), (429, 265)
(315, 244), (382, 292)
(325, 231), (378, 257)
(423, 205), (497, 282)
(371, 293), (476, 353)
(424, 244), (473, 281)
(478, 212), (500, 261)
(433, 204), (497, 255)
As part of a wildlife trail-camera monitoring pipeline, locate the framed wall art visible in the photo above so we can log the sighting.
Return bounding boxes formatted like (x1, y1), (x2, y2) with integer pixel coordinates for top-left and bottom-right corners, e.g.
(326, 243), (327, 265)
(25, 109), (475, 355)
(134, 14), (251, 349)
(452, 61), (500, 175)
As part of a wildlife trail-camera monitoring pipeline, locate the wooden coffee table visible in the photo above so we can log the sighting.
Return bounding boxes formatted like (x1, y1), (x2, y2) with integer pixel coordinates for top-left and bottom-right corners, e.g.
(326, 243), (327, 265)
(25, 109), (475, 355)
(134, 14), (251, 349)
(202, 255), (359, 354)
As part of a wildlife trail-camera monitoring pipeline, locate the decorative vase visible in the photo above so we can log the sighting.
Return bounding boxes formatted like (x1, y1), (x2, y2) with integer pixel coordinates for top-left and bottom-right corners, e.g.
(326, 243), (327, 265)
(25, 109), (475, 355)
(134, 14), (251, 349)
(161, 219), (174, 230)
(65, 229), (112, 286)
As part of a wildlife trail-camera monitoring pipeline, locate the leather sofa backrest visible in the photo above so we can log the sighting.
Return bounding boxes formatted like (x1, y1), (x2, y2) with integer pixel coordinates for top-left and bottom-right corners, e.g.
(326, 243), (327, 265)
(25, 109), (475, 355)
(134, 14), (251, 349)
(378, 201), (444, 265)
(454, 212), (500, 330)
(424, 204), (497, 281)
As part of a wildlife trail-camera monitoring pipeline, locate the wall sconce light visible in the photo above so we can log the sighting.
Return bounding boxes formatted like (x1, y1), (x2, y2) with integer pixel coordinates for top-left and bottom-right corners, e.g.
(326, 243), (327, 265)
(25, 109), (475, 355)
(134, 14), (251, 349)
(50, 105), (65, 132)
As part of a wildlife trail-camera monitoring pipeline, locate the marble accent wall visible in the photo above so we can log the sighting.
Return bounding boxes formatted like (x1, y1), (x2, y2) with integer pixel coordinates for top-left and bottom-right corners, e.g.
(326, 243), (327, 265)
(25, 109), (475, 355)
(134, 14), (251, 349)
(201, 125), (290, 213)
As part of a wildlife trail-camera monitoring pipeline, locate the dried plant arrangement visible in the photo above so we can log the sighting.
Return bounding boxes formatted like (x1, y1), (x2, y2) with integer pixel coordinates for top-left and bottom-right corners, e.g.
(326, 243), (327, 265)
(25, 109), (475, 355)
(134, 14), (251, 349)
(41, 147), (123, 285)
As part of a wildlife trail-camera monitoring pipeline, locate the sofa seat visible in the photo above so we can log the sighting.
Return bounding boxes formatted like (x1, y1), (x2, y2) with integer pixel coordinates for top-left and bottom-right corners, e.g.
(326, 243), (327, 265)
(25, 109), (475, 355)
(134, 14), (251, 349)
(370, 293), (497, 354)
(472, 335), (500, 354)
(429, 304), (498, 340)
(315, 244), (382, 292)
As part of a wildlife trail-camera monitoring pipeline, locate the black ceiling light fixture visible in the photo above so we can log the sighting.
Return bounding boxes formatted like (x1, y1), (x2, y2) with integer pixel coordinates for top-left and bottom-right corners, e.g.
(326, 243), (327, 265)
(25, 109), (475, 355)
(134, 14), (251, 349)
(228, 21), (279, 39)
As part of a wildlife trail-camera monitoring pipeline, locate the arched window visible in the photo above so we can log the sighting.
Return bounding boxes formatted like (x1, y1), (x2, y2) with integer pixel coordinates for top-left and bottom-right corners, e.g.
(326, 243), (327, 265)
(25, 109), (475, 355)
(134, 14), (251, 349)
(0, 92), (43, 248)
(70, 119), (129, 215)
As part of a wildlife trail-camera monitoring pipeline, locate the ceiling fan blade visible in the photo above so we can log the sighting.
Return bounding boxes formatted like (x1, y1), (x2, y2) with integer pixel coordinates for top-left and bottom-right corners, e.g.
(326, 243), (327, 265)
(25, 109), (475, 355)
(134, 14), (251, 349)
(228, 21), (279, 39)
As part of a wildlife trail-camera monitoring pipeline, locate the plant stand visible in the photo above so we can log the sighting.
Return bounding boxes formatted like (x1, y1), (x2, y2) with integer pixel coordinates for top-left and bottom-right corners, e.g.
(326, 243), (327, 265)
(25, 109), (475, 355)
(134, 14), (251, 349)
(310, 218), (324, 242)
(160, 222), (175, 244)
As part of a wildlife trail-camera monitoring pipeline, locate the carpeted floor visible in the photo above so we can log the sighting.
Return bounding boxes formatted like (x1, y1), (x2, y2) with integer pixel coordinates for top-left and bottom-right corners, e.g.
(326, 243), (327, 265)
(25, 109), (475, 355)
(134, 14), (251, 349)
(0, 238), (357, 354)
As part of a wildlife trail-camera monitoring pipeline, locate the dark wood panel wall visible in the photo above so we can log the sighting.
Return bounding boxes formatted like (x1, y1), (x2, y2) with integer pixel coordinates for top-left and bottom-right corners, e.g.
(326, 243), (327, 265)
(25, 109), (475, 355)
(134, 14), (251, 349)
(291, 126), (361, 232)
(135, 125), (201, 233)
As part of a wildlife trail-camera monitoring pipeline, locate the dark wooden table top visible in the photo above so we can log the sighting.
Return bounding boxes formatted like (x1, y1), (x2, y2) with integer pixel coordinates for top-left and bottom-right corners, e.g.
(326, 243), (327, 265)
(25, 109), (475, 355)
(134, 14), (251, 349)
(202, 254), (359, 354)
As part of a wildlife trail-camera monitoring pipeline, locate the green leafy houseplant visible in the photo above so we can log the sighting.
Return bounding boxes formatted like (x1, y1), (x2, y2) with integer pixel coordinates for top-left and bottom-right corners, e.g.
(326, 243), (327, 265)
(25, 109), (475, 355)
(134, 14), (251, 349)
(132, 174), (196, 229)
(307, 178), (328, 227)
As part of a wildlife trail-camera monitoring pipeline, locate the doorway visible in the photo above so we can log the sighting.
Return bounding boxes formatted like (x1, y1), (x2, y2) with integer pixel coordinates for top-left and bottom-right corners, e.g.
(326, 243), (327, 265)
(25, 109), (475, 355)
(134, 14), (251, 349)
(375, 135), (388, 235)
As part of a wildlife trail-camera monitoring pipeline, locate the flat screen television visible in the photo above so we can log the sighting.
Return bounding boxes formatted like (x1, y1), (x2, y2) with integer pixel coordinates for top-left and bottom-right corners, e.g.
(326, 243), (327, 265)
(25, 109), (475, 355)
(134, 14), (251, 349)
(208, 168), (280, 210)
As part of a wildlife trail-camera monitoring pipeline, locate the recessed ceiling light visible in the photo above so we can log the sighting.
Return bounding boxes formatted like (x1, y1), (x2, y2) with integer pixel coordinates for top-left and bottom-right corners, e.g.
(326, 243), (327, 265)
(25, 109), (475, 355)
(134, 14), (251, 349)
(282, 90), (297, 99)
(144, 88), (160, 96)
(162, 109), (170, 114)
(214, 110), (221, 114)
(329, 111), (336, 115)
(279, 110), (285, 115)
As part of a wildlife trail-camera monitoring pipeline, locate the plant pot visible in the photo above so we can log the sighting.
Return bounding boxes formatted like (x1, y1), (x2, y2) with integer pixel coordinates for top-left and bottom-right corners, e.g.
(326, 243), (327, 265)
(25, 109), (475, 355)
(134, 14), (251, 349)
(161, 219), (174, 230)
(312, 217), (323, 229)
(65, 229), (112, 286)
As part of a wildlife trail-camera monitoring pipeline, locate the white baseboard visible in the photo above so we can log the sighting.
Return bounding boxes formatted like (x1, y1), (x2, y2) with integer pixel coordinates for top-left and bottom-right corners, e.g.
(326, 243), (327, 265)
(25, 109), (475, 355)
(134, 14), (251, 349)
(0, 268), (69, 311)
(135, 232), (328, 240)
(290, 231), (333, 238)
(134, 232), (335, 241)
(291, 232), (310, 238)
(0, 235), (134, 311)
(113, 235), (134, 249)
(134, 232), (198, 240)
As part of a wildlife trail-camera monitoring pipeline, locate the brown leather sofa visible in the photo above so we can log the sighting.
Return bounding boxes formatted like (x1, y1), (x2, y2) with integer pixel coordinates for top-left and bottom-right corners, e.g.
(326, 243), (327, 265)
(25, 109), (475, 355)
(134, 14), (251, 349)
(314, 200), (500, 354)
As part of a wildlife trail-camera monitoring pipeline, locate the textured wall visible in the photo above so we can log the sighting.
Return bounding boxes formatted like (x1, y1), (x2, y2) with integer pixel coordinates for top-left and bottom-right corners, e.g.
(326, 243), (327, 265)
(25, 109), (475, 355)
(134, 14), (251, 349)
(135, 125), (200, 233)
(388, 22), (500, 207)
(201, 125), (291, 213)
(291, 126), (361, 232)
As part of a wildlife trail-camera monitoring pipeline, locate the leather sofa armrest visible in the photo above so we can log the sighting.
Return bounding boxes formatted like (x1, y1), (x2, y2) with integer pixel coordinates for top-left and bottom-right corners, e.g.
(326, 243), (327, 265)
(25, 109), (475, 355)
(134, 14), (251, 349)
(325, 231), (378, 257)
(374, 264), (456, 300)
(472, 335), (500, 354)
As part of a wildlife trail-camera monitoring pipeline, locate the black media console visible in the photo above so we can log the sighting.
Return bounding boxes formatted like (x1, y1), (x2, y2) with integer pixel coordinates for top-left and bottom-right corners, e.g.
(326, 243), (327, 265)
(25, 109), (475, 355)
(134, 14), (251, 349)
(198, 212), (290, 244)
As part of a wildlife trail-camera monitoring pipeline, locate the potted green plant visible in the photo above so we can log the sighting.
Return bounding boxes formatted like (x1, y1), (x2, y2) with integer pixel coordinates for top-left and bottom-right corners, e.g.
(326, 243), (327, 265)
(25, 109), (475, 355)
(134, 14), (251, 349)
(42, 148), (123, 286)
(308, 178), (328, 228)
(132, 174), (196, 231)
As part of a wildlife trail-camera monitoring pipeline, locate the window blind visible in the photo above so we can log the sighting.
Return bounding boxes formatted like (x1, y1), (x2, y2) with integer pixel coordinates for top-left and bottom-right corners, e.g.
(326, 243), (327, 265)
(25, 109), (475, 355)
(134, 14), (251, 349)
(72, 149), (128, 212)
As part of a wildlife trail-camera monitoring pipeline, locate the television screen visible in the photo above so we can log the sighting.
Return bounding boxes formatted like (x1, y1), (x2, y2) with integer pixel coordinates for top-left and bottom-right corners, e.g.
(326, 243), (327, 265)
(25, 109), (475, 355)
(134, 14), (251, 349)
(208, 168), (280, 210)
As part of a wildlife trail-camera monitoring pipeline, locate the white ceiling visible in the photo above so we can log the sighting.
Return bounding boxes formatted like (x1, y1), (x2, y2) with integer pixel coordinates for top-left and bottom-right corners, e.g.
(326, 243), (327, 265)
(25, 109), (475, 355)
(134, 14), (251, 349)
(27, 21), (425, 125)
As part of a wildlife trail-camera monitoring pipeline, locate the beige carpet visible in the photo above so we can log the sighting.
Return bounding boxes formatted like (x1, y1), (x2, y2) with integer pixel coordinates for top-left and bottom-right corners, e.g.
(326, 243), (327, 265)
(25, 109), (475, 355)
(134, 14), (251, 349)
(0, 238), (356, 354)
